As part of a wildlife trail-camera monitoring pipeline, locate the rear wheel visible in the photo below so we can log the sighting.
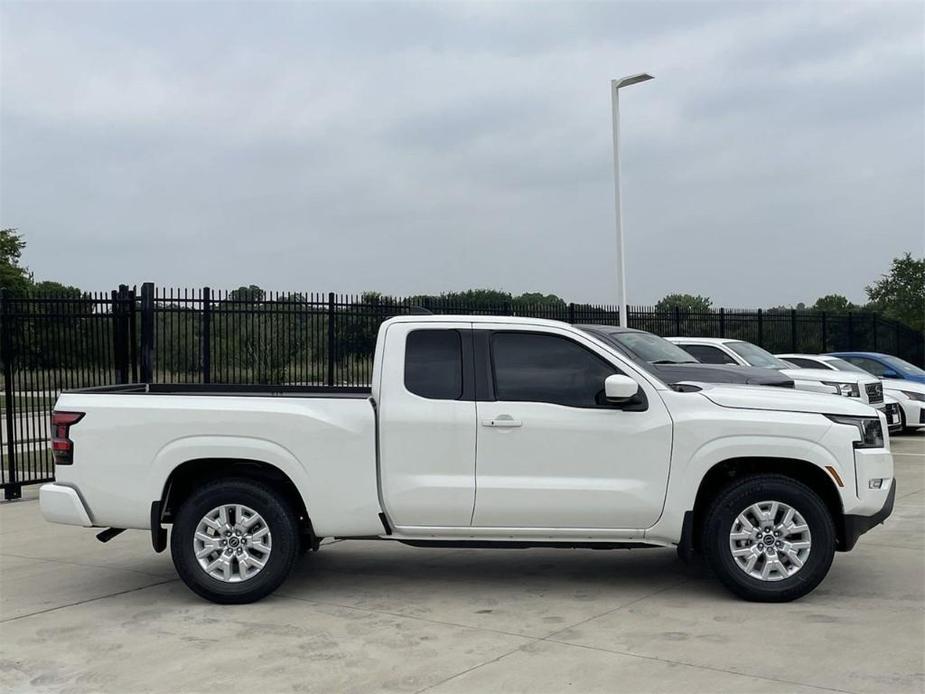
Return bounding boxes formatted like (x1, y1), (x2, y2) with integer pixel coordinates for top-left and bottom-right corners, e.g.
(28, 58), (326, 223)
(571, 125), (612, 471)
(170, 478), (300, 604)
(702, 474), (835, 602)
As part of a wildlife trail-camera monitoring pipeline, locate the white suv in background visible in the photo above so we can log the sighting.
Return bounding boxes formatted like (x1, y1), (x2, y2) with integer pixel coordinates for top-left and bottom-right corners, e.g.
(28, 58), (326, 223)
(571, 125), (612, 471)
(666, 337), (889, 411)
(779, 353), (921, 433)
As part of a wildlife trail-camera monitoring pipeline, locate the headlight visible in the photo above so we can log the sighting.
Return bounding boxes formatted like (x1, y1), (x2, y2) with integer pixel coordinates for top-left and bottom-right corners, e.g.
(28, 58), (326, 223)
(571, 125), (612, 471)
(825, 414), (884, 449)
(821, 382), (860, 398)
(899, 390), (925, 402)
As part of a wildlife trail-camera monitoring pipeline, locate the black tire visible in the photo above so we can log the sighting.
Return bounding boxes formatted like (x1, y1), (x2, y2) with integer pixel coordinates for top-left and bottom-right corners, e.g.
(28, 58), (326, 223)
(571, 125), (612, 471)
(702, 474), (835, 602)
(899, 407), (909, 434)
(170, 478), (300, 604)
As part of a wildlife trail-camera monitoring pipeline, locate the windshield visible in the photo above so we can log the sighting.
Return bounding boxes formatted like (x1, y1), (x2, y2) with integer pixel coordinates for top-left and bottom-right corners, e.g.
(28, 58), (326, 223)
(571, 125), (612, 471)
(824, 357), (869, 374)
(884, 355), (925, 377)
(727, 341), (792, 369)
(610, 332), (699, 364)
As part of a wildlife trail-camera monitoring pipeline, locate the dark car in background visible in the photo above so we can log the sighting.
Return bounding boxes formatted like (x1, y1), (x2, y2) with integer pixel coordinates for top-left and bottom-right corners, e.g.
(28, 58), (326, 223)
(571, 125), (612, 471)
(578, 325), (794, 388)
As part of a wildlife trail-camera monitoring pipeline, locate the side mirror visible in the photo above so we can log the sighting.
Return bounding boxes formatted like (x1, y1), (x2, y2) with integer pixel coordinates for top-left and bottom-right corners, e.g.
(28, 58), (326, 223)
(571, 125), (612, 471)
(881, 370), (899, 379)
(605, 374), (639, 401)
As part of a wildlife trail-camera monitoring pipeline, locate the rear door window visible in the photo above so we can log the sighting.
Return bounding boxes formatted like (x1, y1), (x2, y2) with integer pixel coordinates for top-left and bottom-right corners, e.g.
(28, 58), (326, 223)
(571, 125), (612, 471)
(404, 330), (463, 399)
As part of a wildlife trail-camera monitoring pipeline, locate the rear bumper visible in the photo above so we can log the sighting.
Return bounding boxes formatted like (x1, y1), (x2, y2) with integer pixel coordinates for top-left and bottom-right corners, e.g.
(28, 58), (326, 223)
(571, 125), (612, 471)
(841, 481), (896, 552)
(39, 483), (93, 527)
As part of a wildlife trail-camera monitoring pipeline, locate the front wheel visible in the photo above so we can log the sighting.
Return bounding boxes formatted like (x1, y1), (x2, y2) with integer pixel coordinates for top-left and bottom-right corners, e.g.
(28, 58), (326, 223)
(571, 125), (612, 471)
(170, 478), (300, 604)
(702, 474), (835, 602)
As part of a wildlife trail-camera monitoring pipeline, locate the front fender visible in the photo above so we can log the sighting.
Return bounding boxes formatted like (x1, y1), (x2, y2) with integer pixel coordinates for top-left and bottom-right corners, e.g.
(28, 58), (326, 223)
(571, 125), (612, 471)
(646, 434), (844, 544)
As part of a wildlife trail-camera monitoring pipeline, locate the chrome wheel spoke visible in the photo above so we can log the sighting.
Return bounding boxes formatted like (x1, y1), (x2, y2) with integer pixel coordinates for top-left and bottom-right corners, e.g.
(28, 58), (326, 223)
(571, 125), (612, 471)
(783, 547), (804, 568)
(194, 504), (272, 584)
(729, 500), (811, 582)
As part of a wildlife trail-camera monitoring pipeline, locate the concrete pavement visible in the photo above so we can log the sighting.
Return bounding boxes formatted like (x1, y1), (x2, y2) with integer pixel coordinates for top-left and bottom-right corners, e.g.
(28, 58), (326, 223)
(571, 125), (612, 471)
(1, 434), (923, 693)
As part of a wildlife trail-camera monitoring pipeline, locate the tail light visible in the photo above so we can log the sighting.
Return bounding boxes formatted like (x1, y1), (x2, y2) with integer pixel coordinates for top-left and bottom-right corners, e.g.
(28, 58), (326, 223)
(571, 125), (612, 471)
(51, 411), (84, 465)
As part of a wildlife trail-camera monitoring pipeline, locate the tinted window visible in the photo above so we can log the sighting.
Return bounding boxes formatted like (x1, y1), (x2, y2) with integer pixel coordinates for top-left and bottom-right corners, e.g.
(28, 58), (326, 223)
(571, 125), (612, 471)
(492, 332), (617, 407)
(404, 330), (463, 399)
(611, 332), (698, 364)
(783, 357), (825, 369)
(680, 344), (737, 365)
(726, 342), (791, 369)
(845, 357), (889, 377)
(824, 358), (870, 374)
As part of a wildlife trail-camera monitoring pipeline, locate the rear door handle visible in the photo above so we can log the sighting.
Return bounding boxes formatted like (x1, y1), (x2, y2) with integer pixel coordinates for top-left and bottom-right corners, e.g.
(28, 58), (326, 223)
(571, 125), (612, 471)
(481, 415), (523, 428)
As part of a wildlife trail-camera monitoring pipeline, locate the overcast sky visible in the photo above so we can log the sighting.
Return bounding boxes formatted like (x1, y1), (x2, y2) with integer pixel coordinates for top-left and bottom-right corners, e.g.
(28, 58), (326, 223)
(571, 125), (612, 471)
(1, 1), (923, 306)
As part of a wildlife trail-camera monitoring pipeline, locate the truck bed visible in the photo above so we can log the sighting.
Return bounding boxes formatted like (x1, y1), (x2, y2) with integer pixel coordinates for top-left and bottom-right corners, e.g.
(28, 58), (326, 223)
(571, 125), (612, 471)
(51, 385), (382, 536)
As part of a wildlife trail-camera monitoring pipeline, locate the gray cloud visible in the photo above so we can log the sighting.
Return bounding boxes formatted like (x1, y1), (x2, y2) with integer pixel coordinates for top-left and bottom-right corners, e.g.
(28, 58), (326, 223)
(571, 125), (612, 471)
(1, 0), (922, 306)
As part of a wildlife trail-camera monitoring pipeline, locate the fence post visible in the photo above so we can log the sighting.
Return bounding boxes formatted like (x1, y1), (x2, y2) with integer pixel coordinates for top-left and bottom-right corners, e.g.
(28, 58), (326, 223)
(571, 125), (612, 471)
(140, 282), (155, 383)
(847, 311), (854, 349)
(568, 303), (575, 324)
(112, 286), (129, 384)
(790, 309), (797, 351)
(674, 306), (681, 336)
(719, 307), (725, 337)
(757, 309), (764, 345)
(327, 292), (336, 387)
(128, 286), (138, 383)
(1, 290), (21, 500)
(821, 311), (828, 352)
(871, 314), (877, 351)
(201, 287), (212, 384)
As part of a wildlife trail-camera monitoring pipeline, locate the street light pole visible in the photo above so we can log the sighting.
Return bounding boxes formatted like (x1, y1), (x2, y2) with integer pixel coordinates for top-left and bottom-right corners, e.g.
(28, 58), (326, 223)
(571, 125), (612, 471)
(611, 73), (653, 328)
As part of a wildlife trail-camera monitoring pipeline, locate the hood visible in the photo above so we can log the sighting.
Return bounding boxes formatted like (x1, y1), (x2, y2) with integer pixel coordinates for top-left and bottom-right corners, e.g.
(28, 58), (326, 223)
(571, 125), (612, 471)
(779, 367), (878, 386)
(652, 363), (792, 387)
(693, 382), (876, 416)
(882, 379), (925, 395)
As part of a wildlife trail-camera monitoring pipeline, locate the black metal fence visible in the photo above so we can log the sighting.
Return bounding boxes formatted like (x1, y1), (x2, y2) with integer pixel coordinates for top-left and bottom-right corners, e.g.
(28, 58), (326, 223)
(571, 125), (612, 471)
(2, 282), (923, 498)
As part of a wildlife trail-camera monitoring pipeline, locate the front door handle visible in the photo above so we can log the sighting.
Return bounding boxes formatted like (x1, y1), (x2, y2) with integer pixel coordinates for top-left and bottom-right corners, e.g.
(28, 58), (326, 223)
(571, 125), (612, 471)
(481, 415), (523, 428)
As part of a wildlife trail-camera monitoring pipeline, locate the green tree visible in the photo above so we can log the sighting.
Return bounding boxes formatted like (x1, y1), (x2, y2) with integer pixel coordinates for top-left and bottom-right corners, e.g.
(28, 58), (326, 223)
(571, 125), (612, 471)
(866, 252), (925, 331)
(655, 293), (713, 313)
(513, 292), (566, 310)
(0, 228), (32, 294)
(227, 285), (266, 303)
(811, 294), (856, 313)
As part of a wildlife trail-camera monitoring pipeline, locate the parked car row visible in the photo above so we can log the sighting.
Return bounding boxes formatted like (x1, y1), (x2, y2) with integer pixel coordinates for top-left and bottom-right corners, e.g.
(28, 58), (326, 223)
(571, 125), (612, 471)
(777, 352), (925, 433)
(662, 337), (905, 433)
(42, 315), (898, 605)
(575, 327), (906, 433)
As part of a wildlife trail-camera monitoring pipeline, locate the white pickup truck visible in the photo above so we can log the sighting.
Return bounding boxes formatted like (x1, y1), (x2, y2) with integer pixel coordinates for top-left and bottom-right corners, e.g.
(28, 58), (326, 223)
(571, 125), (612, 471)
(40, 316), (895, 604)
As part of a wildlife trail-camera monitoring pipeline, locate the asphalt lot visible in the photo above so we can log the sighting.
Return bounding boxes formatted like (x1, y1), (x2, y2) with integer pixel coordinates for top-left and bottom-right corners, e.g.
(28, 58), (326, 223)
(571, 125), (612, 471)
(1, 433), (923, 694)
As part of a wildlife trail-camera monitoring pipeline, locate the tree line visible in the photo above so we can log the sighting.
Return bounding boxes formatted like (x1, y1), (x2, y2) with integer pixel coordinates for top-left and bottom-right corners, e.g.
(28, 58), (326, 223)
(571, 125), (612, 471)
(1, 227), (922, 384)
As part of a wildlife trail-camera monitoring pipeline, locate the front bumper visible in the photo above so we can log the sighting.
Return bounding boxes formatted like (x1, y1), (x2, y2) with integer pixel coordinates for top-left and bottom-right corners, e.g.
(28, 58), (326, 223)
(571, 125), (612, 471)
(39, 483), (93, 527)
(877, 402), (902, 432)
(841, 481), (895, 552)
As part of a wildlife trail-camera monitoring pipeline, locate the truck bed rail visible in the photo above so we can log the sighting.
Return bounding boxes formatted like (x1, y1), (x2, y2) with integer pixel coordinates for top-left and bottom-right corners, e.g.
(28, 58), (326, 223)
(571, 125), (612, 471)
(65, 383), (372, 398)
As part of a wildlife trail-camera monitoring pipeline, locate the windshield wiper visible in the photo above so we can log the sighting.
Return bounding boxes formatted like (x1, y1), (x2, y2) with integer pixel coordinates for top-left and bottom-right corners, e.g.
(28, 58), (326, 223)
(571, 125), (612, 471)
(650, 359), (697, 365)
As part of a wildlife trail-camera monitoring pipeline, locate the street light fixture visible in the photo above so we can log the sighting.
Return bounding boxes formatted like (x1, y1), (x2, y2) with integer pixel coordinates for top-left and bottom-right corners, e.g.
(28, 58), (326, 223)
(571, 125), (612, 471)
(611, 72), (653, 328)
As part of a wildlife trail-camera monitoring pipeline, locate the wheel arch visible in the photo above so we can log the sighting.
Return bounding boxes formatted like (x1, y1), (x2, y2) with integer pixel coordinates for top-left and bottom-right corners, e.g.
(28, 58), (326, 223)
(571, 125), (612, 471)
(158, 457), (313, 538)
(688, 457), (848, 554)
